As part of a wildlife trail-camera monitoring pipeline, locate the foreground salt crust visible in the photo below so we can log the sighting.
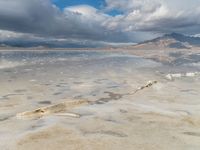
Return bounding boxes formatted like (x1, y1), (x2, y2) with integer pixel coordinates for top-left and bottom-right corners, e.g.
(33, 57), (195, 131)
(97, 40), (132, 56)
(1, 50), (200, 150)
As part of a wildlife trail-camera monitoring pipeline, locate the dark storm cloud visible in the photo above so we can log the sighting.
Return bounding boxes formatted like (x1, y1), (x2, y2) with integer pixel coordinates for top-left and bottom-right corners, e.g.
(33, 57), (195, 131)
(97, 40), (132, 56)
(0, 0), (130, 42)
(0, 0), (200, 43)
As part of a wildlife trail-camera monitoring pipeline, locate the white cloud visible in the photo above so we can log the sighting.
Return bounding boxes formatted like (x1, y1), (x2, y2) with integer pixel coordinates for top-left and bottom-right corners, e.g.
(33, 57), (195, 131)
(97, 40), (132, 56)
(0, 0), (131, 42)
(0, 30), (23, 40)
(104, 0), (200, 35)
(65, 5), (99, 17)
(0, 0), (200, 44)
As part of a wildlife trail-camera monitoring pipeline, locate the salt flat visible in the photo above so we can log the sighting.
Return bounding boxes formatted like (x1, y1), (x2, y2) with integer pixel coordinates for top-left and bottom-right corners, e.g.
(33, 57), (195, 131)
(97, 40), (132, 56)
(0, 49), (200, 150)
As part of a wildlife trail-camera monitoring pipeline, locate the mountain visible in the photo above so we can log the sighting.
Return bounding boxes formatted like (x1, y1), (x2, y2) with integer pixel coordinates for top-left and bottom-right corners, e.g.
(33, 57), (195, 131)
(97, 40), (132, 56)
(0, 40), (107, 49)
(130, 33), (200, 50)
(1, 32), (200, 49)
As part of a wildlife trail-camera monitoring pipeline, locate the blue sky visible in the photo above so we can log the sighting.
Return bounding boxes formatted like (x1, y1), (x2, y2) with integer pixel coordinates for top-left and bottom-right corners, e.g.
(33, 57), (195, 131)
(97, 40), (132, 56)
(52, 0), (105, 10)
(51, 0), (121, 16)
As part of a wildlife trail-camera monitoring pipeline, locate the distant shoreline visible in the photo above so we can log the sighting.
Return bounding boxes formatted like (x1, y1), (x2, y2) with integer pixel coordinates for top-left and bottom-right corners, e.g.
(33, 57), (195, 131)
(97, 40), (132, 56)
(1, 47), (200, 65)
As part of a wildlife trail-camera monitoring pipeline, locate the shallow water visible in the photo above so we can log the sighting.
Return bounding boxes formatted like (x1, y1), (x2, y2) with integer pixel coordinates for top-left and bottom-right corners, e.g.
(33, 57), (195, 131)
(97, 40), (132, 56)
(0, 50), (200, 150)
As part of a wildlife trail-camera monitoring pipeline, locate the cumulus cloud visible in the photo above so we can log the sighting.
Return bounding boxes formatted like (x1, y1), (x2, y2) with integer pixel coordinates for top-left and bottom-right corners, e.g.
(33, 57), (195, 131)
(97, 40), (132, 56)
(0, 0), (200, 45)
(0, 0), (131, 43)
(104, 0), (200, 34)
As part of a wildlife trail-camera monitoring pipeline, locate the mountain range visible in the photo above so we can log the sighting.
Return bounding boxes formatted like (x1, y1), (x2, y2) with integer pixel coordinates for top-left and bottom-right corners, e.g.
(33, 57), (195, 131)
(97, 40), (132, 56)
(129, 33), (200, 50)
(1, 33), (200, 49)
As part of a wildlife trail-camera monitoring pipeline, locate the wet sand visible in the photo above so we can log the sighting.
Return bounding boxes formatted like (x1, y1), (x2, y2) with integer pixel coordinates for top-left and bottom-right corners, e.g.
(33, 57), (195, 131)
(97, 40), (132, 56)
(0, 50), (200, 150)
